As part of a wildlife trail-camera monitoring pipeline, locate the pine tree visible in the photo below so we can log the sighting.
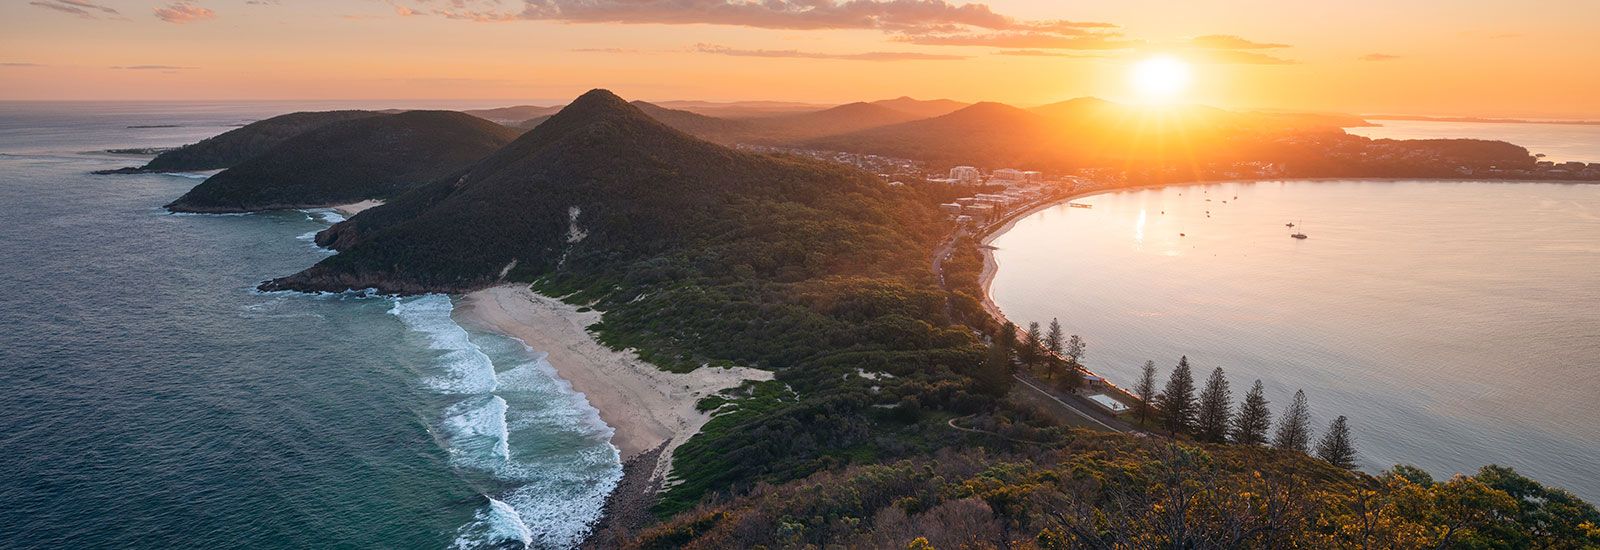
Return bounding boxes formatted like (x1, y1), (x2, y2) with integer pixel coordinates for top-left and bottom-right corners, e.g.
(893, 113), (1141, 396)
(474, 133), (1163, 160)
(1045, 318), (1064, 356)
(1064, 334), (1086, 365)
(999, 322), (1017, 351)
(1134, 360), (1158, 426)
(1316, 415), (1358, 469)
(1230, 380), (1273, 446)
(1022, 322), (1043, 366)
(1273, 389), (1313, 453)
(1157, 356), (1197, 435)
(1194, 367), (1233, 443)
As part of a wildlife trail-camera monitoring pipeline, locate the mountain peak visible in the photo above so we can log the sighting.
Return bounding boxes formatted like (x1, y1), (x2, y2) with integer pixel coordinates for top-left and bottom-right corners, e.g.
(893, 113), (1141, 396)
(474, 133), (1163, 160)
(569, 88), (632, 110)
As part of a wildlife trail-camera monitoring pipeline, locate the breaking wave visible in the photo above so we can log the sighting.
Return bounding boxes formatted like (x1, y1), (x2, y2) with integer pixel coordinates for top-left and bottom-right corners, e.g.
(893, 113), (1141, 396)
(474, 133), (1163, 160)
(389, 295), (622, 549)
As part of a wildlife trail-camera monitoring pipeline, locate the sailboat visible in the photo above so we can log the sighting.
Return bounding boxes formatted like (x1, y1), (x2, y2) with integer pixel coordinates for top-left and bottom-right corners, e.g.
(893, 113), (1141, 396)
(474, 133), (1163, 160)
(1290, 220), (1308, 239)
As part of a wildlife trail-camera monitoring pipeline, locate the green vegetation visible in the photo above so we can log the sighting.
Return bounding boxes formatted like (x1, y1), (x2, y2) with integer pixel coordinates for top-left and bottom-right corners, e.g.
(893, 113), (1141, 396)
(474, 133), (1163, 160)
(631, 437), (1600, 549)
(250, 89), (1595, 546)
(166, 111), (519, 213)
(139, 110), (381, 172)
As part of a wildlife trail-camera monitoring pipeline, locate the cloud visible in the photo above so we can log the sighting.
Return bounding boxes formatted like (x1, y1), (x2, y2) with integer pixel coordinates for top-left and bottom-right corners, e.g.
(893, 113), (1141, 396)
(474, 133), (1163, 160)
(29, 0), (121, 19)
(384, 0), (1139, 60)
(1359, 53), (1401, 62)
(1188, 34), (1289, 50)
(154, 2), (216, 24)
(571, 47), (646, 54)
(2, 62), (47, 67)
(993, 50), (1101, 58)
(897, 31), (1140, 50)
(400, 0), (1057, 32)
(111, 65), (199, 70)
(1195, 50), (1296, 65)
(694, 43), (964, 61)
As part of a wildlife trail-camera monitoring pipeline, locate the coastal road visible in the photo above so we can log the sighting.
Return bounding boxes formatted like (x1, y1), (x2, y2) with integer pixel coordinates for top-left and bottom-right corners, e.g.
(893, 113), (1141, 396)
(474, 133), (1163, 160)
(1011, 375), (1128, 433)
(928, 189), (1137, 435)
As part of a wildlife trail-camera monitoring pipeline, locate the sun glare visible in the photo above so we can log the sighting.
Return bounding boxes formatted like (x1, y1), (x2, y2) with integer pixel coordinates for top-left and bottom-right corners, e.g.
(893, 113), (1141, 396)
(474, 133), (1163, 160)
(1130, 55), (1193, 104)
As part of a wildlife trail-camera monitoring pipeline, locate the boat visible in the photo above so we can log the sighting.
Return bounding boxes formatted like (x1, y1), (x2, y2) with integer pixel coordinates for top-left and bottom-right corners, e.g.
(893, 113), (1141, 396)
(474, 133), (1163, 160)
(1068, 202), (1093, 209)
(1290, 220), (1307, 239)
(1285, 222), (1295, 227)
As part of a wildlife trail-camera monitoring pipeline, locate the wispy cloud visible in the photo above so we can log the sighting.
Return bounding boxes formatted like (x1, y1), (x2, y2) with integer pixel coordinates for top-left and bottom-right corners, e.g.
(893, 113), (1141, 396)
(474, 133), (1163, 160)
(897, 31), (1139, 50)
(571, 47), (646, 54)
(1195, 49), (1296, 65)
(111, 65), (199, 70)
(403, 0), (1021, 31)
(2, 62), (47, 67)
(29, 0), (122, 19)
(694, 43), (964, 61)
(993, 50), (1102, 58)
(1188, 34), (1289, 50)
(1359, 53), (1402, 62)
(154, 2), (216, 24)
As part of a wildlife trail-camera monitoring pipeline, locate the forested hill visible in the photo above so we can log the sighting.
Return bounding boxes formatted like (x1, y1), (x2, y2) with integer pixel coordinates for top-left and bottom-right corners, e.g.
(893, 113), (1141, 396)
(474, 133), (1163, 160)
(264, 89), (947, 294)
(254, 90), (1598, 548)
(164, 111), (520, 213)
(117, 110), (382, 173)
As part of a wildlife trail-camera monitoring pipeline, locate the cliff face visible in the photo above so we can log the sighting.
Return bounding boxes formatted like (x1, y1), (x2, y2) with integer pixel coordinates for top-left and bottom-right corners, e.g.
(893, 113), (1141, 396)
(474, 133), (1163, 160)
(262, 88), (937, 294)
(164, 111), (520, 213)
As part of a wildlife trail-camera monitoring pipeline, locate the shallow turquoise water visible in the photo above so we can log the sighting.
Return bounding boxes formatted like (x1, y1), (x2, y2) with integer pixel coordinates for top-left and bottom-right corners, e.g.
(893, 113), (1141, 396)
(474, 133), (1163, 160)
(0, 103), (618, 548)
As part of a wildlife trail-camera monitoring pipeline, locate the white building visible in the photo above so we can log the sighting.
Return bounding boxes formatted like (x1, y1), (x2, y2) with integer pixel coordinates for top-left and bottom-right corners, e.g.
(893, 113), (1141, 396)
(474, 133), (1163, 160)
(949, 166), (980, 183)
(991, 168), (1026, 183)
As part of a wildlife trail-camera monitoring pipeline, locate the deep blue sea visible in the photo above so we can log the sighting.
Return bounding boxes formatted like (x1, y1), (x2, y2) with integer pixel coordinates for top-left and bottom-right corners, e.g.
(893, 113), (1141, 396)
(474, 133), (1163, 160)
(0, 102), (619, 549)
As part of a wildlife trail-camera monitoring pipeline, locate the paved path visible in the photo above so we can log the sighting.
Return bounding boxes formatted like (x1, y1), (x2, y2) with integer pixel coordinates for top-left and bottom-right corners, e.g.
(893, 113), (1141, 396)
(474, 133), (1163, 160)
(1012, 375), (1127, 433)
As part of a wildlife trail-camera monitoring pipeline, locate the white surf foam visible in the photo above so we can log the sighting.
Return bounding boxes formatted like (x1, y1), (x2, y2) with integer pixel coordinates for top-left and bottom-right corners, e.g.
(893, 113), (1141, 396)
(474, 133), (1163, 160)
(389, 295), (623, 549)
(452, 497), (534, 550)
(389, 295), (498, 395)
(441, 395), (512, 469)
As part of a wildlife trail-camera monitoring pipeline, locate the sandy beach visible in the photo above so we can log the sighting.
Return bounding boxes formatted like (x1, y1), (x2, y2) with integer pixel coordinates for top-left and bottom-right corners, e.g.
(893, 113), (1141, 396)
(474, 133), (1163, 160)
(453, 285), (771, 483)
(332, 200), (383, 217)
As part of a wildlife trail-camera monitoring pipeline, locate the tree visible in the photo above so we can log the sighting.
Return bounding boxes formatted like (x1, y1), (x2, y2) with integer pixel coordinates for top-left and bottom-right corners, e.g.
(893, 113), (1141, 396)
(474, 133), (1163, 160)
(1156, 356), (1197, 435)
(1194, 367), (1232, 443)
(1230, 380), (1272, 446)
(1064, 334), (1086, 365)
(1316, 416), (1358, 469)
(1134, 360), (1158, 426)
(1273, 389), (1312, 453)
(1021, 322), (1043, 366)
(1045, 318), (1063, 356)
(998, 322), (1017, 351)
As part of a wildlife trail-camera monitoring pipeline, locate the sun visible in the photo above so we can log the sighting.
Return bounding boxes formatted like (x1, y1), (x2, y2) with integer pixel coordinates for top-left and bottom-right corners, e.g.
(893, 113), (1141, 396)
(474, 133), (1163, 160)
(1129, 55), (1193, 104)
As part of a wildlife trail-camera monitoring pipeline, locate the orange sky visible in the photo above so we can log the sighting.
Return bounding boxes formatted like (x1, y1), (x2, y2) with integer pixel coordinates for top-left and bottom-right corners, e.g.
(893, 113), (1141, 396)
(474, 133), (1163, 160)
(2, 0), (1597, 118)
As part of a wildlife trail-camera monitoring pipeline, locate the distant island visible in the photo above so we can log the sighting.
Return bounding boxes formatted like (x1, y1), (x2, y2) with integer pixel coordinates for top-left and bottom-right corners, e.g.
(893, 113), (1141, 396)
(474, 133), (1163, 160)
(164, 110), (518, 213)
(1365, 114), (1600, 126)
(118, 90), (1600, 548)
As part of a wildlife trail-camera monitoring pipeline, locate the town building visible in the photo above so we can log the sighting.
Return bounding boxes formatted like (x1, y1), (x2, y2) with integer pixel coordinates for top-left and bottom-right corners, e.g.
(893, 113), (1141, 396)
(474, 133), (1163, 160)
(950, 166), (981, 183)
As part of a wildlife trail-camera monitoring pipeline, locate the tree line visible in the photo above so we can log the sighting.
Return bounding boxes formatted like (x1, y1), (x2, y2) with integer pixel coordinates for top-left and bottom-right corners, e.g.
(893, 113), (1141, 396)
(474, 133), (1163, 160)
(1003, 317), (1358, 471)
(1134, 355), (1357, 469)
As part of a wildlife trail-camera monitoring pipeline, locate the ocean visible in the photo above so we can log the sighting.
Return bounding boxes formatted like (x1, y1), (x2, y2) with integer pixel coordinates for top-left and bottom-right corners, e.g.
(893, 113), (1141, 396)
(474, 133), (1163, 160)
(0, 103), (619, 548)
(989, 179), (1600, 501)
(1347, 119), (1600, 163)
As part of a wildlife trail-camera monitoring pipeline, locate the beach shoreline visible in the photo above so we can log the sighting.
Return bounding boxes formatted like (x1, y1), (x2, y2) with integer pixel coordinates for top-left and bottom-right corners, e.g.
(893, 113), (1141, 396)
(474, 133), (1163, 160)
(453, 285), (771, 478)
(331, 199), (382, 217)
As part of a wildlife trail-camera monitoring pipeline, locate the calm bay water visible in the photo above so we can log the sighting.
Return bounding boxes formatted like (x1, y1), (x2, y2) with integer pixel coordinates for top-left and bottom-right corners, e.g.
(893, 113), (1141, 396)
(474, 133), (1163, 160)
(990, 180), (1600, 500)
(0, 103), (618, 548)
(1348, 119), (1600, 163)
